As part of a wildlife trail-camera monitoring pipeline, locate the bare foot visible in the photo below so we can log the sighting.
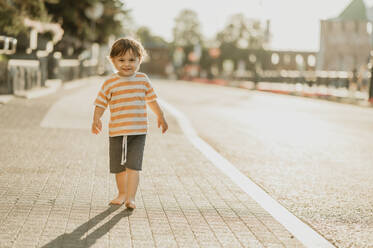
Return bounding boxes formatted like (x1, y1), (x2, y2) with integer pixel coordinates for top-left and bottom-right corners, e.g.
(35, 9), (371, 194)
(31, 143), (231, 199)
(109, 194), (126, 205)
(125, 200), (136, 210)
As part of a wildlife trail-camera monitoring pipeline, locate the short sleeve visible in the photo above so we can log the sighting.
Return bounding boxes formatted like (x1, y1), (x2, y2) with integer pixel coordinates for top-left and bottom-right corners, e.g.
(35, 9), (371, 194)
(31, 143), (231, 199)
(144, 75), (157, 102)
(93, 81), (110, 109)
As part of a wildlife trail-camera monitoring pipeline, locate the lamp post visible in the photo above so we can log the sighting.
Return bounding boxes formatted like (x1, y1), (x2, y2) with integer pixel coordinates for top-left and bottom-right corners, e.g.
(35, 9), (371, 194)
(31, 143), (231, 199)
(368, 58), (373, 103)
(369, 50), (373, 103)
(84, 3), (104, 76)
(84, 2), (104, 39)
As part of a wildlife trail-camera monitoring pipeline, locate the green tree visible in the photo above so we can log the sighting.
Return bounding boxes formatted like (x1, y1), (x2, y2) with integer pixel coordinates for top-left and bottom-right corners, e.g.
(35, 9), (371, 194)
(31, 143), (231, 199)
(136, 26), (168, 48)
(0, 0), (131, 55)
(45, 0), (131, 54)
(0, 0), (55, 36)
(217, 13), (266, 49)
(216, 13), (267, 72)
(172, 9), (203, 47)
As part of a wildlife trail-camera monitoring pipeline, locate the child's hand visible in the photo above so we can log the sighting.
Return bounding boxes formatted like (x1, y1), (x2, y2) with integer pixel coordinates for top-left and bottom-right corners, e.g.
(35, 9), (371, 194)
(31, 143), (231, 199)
(157, 117), (168, 133)
(91, 119), (102, 135)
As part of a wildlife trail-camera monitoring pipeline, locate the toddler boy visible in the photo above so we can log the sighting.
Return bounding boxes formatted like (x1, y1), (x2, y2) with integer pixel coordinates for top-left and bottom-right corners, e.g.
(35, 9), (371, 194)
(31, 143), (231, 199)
(91, 37), (168, 210)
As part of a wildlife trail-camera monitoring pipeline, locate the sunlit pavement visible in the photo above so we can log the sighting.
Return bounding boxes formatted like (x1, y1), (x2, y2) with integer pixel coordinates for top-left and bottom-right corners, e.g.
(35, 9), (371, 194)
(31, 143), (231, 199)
(1, 77), (372, 247)
(154, 79), (373, 248)
(0, 78), (305, 248)
(227, 81), (371, 108)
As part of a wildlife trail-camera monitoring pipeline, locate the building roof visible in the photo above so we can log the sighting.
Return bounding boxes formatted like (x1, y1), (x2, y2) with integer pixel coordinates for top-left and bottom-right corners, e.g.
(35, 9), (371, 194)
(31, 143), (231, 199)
(333, 0), (368, 21)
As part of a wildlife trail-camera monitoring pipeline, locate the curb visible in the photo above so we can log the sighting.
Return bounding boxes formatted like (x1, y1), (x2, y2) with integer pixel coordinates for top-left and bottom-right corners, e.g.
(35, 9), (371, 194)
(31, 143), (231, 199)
(14, 79), (62, 99)
(0, 77), (99, 104)
(160, 98), (336, 248)
(0, 95), (15, 105)
(237, 82), (373, 108)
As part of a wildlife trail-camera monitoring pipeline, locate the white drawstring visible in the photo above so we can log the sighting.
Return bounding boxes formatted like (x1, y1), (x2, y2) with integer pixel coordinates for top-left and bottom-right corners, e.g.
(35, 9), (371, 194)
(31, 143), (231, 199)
(121, 135), (127, 165)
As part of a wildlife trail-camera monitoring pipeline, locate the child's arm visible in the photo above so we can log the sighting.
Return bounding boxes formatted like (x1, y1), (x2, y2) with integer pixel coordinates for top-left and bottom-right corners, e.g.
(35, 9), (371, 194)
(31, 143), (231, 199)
(147, 100), (168, 133)
(91, 106), (105, 135)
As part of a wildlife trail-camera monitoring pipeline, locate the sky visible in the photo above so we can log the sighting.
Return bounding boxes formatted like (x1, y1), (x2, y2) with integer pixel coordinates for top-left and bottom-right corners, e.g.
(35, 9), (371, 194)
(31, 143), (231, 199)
(124, 0), (373, 52)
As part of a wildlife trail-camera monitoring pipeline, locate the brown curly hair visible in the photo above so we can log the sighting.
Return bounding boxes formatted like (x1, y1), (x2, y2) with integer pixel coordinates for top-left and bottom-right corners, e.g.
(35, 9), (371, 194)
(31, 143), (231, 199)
(109, 37), (147, 61)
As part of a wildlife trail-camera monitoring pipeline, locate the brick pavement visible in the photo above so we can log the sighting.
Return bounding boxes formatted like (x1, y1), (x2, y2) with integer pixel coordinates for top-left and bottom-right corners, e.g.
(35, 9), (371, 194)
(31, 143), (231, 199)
(0, 80), (305, 247)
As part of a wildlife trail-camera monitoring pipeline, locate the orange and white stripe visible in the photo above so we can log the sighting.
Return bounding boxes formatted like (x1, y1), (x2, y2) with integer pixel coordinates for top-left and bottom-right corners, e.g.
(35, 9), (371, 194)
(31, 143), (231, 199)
(93, 72), (157, 137)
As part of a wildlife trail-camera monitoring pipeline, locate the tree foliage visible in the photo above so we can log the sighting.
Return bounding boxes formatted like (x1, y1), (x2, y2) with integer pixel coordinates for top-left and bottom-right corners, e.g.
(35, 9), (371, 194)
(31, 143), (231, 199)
(172, 9), (203, 47)
(136, 26), (168, 48)
(45, 0), (130, 47)
(215, 13), (268, 71)
(217, 13), (267, 50)
(0, 0), (131, 55)
(0, 0), (54, 36)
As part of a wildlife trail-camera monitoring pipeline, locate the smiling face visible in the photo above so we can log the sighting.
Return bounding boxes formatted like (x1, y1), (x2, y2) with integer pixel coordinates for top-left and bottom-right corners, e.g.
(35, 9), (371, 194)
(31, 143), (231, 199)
(110, 50), (140, 77)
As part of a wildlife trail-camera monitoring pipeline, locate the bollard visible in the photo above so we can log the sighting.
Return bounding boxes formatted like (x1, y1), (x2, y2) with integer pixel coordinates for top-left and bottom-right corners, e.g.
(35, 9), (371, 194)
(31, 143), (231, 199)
(7, 59), (40, 95)
(369, 66), (373, 102)
(58, 59), (80, 82)
(0, 56), (10, 94)
(38, 56), (48, 87)
(0, 36), (17, 94)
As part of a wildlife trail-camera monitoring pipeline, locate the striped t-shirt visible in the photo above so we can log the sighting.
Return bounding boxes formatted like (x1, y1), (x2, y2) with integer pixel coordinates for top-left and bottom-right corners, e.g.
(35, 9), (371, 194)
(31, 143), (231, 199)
(93, 72), (157, 137)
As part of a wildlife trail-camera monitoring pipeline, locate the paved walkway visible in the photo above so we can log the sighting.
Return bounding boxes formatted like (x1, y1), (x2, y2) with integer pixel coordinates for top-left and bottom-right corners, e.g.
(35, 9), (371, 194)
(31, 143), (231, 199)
(0, 79), (305, 247)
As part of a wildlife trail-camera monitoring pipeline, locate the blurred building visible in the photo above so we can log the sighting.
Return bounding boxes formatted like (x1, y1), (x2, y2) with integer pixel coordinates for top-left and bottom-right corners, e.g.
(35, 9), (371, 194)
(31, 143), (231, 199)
(140, 45), (169, 77)
(138, 37), (169, 77)
(263, 50), (317, 71)
(317, 0), (371, 71)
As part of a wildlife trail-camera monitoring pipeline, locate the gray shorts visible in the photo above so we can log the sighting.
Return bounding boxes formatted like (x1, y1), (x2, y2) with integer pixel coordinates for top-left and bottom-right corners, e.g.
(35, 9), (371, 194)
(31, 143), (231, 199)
(109, 134), (146, 173)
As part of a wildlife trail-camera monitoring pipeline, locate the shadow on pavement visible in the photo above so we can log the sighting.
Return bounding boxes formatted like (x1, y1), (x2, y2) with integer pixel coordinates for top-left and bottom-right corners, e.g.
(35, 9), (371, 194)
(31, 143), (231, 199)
(40, 205), (132, 248)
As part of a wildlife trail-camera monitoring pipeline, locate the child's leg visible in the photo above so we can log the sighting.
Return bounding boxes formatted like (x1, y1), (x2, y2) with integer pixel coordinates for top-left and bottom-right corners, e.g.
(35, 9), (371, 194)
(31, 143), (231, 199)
(110, 170), (127, 204)
(125, 168), (139, 208)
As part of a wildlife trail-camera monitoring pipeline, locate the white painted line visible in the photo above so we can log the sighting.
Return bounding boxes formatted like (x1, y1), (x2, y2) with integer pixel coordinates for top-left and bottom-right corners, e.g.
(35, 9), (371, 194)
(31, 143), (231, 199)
(62, 77), (100, 90)
(63, 80), (89, 90)
(158, 98), (335, 248)
(14, 80), (62, 99)
(0, 95), (14, 104)
(15, 86), (59, 99)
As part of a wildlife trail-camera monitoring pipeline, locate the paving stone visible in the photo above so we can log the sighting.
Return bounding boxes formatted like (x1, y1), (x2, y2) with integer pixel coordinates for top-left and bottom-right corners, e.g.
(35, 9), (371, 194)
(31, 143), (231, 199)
(0, 78), (307, 248)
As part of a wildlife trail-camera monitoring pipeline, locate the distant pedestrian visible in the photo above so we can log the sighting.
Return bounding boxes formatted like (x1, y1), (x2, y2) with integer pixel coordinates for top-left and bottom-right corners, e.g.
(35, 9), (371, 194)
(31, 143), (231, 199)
(91, 37), (168, 210)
